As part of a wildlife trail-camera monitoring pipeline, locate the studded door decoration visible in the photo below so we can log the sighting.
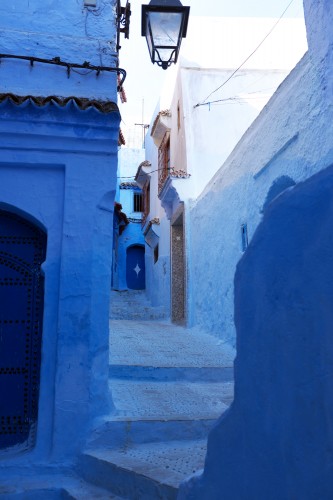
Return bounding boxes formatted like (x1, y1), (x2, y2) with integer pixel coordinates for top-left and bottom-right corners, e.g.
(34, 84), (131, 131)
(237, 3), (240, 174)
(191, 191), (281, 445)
(0, 210), (46, 452)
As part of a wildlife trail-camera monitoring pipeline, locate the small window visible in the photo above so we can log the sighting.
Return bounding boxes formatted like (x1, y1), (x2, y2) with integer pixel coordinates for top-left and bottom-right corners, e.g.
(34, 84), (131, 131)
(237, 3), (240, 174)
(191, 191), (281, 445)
(154, 244), (159, 264)
(241, 224), (248, 252)
(133, 192), (143, 213)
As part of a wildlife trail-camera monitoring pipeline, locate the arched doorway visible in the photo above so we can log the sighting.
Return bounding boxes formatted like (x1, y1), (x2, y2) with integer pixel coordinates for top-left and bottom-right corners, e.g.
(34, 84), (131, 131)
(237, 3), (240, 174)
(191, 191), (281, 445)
(0, 209), (46, 452)
(126, 245), (145, 290)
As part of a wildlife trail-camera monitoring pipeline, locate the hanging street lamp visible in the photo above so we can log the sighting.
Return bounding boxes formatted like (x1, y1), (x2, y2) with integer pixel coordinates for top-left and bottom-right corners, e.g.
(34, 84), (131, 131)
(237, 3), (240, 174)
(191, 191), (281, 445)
(141, 0), (190, 70)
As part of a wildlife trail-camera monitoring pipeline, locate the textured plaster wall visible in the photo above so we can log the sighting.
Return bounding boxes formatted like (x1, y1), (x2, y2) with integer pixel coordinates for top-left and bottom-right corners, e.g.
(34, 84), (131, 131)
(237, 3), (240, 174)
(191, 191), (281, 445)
(181, 67), (293, 198)
(169, 72), (187, 175)
(0, 101), (119, 462)
(143, 133), (171, 313)
(177, 17), (307, 198)
(0, 0), (119, 463)
(115, 148), (145, 290)
(144, 17), (306, 326)
(0, 163), (64, 461)
(180, 163), (333, 500)
(179, 1), (333, 497)
(0, 0), (117, 100)
(188, 46), (333, 343)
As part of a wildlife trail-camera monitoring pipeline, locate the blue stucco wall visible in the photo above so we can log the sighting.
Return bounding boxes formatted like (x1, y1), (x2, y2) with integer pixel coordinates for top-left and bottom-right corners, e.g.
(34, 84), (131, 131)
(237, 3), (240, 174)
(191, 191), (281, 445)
(0, 94), (119, 472)
(117, 222), (145, 290)
(179, 0), (333, 497)
(180, 163), (333, 500)
(0, 0), (118, 101)
(0, 0), (120, 462)
(0, 97), (119, 460)
(187, 14), (332, 345)
(0, 99), (119, 461)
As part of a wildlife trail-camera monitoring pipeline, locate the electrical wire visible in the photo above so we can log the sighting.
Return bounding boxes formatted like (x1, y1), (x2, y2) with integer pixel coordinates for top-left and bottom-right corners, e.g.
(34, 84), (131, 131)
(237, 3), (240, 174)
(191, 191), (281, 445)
(202, 87), (277, 107)
(0, 52), (126, 89)
(194, 0), (296, 109)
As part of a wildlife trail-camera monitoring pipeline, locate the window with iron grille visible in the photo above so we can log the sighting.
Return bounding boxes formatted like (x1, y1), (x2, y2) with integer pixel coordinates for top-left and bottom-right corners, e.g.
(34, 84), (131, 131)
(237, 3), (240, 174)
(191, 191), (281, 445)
(133, 192), (143, 212)
(158, 133), (170, 193)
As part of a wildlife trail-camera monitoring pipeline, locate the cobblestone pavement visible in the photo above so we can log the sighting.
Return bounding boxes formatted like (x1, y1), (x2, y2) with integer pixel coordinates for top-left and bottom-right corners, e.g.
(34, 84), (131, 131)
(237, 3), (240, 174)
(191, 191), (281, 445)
(109, 319), (235, 368)
(81, 294), (236, 498)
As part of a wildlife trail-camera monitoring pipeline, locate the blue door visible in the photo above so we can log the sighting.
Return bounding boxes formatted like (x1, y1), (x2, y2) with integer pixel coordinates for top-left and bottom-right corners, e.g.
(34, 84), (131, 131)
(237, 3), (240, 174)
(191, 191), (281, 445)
(0, 210), (46, 452)
(126, 245), (145, 290)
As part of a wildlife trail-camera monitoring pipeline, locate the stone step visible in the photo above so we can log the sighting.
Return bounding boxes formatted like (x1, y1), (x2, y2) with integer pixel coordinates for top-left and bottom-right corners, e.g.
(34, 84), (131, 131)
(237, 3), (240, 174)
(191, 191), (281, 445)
(110, 301), (157, 310)
(109, 364), (234, 382)
(0, 469), (123, 499)
(79, 440), (207, 500)
(88, 380), (233, 449)
(111, 289), (147, 296)
(88, 415), (217, 450)
(109, 320), (235, 369)
(110, 309), (167, 321)
(109, 379), (233, 421)
(110, 291), (150, 306)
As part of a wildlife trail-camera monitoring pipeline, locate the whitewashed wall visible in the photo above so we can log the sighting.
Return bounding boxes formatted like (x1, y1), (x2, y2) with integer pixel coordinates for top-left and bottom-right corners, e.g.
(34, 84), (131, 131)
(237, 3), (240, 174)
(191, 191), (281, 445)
(188, 13), (333, 344)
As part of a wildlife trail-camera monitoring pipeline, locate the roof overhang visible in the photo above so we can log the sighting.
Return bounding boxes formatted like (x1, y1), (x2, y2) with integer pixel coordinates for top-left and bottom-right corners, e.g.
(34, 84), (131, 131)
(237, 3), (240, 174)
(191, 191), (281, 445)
(135, 160), (152, 188)
(150, 109), (171, 147)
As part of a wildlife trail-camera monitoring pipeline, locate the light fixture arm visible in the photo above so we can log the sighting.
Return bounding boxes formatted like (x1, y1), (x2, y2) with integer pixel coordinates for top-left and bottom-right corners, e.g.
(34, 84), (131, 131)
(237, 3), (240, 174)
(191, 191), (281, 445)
(116, 0), (131, 57)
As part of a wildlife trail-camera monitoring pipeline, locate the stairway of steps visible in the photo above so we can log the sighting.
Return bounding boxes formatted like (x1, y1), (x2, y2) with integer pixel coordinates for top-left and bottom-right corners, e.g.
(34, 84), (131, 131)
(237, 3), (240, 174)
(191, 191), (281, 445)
(0, 293), (234, 499)
(78, 310), (236, 499)
(110, 290), (167, 321)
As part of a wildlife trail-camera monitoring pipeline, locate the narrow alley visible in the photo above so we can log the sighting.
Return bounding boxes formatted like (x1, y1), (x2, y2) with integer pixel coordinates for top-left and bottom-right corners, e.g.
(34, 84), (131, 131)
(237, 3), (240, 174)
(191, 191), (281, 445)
(80, 290), (235, 499)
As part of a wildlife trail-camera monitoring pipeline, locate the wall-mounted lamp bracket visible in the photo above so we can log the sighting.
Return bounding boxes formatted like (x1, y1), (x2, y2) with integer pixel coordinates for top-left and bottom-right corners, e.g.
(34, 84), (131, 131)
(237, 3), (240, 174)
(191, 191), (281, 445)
(117, 1), (131, 53)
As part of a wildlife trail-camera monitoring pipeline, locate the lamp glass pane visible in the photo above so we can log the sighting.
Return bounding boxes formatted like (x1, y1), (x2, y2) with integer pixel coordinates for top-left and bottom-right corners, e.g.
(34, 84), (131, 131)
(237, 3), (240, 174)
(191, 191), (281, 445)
(148, 11), (182, 47)
(154, 48), (177, 64)
(146, 18), (154, 59)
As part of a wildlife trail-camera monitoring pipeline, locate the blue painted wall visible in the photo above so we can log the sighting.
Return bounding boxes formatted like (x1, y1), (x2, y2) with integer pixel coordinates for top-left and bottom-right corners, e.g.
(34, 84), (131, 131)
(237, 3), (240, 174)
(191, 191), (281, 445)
(180, 0), (333, 497)
(0, 101), (119, 461)
(0, 0), (118, 100)
(0, 0), (120, 462)
(114, 148), (146, 290)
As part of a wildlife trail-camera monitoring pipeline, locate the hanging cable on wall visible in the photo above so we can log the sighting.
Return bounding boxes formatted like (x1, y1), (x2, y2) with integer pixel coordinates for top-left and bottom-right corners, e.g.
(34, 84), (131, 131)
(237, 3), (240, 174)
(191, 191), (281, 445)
(0, 53), (126, 90)
(194, 0), (296, 109)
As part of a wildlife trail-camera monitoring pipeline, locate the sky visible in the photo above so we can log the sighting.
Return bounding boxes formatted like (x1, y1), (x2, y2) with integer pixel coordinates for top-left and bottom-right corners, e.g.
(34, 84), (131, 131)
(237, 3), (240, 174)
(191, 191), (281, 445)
(118, 0), (305, 144)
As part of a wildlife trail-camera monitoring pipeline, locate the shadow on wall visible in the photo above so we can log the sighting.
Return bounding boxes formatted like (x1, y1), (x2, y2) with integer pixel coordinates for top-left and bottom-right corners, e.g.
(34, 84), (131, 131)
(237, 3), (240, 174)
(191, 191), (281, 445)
(262, 175), (296, 212)
(179, 163), (333, 499)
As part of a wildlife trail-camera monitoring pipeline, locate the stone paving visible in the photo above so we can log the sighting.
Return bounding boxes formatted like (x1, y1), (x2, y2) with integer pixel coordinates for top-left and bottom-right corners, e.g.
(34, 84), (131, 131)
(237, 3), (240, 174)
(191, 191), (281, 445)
(79, 291), (236, 498)
(109, 319), (235, 368)
(110, 379), (233, 419)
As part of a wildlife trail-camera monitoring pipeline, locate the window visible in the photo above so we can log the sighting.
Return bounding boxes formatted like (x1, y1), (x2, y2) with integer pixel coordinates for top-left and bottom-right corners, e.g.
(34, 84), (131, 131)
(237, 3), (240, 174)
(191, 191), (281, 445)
(133, 192), (143, 212)
(241, 224), (248, 252)
(158, 132), (170, 193)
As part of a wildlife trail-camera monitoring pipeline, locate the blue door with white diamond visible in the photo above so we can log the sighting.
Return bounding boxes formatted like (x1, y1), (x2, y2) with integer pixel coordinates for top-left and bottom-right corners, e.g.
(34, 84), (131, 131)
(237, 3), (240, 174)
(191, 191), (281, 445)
(126, 245), (145, 290)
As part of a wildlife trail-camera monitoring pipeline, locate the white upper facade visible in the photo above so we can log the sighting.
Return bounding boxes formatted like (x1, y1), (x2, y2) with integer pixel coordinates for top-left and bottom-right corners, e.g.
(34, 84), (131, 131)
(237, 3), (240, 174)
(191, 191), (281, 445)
(148, 16), (308, 210)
